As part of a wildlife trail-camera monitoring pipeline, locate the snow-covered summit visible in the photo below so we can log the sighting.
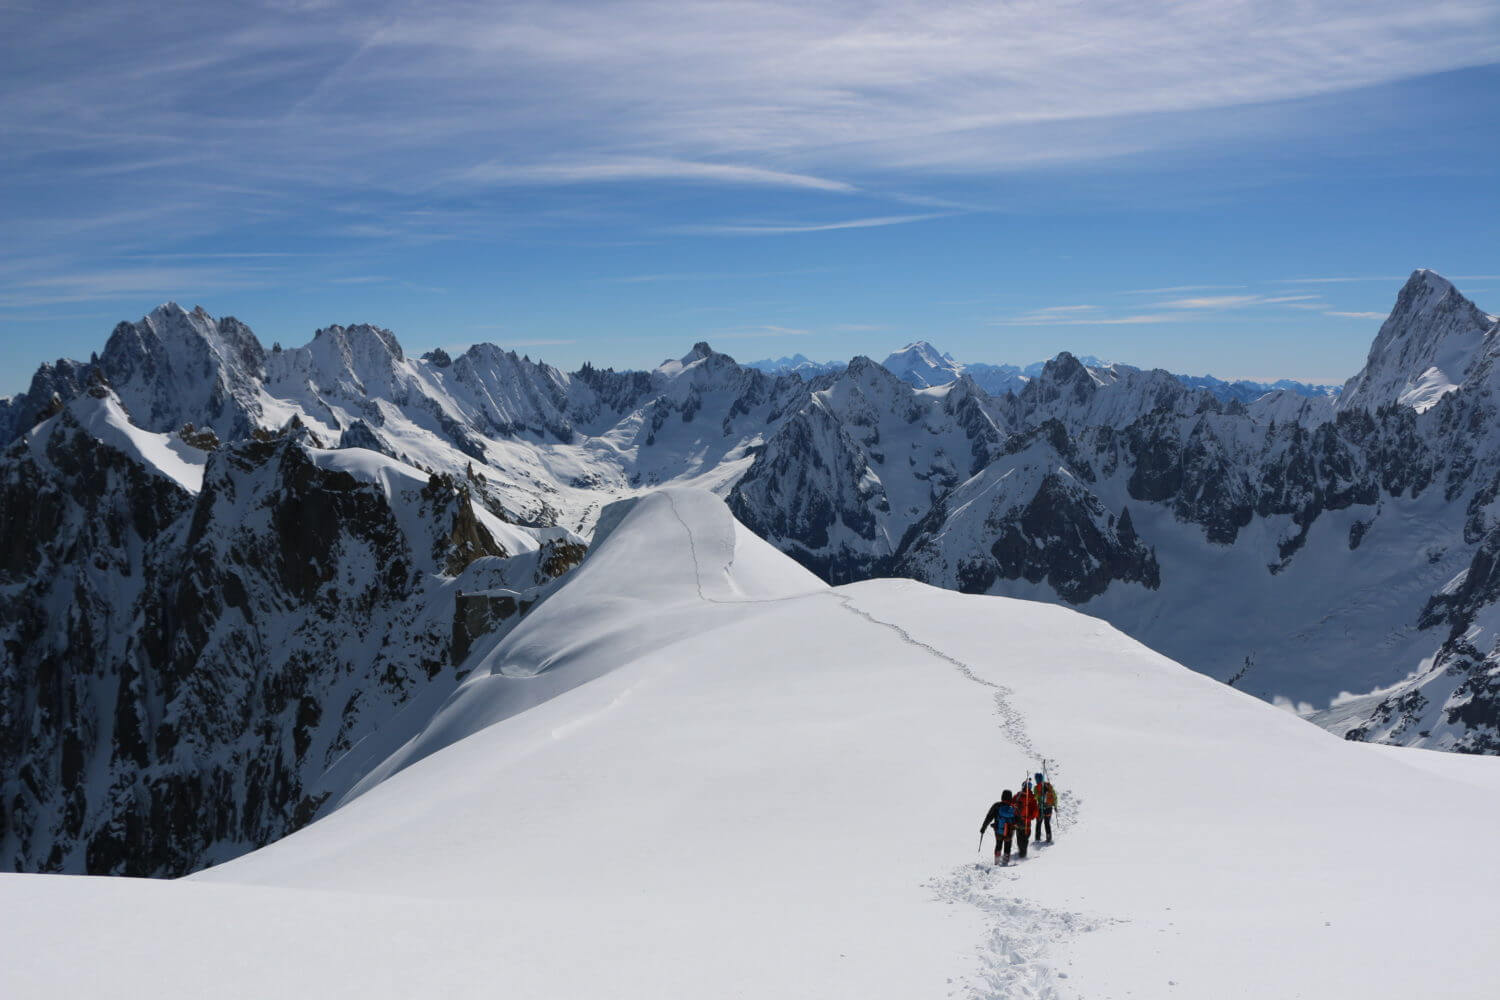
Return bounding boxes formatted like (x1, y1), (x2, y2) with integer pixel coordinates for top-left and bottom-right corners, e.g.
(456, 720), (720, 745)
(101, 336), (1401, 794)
(1339, 269), (1498, 413)
(100, 302), (268, 440)
(879, 340), (964, 388)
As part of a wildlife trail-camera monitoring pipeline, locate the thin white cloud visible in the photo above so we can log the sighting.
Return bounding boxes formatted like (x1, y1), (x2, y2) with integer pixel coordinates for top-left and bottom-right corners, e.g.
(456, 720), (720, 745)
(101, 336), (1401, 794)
(1280, 276), (1409, 284)
(1028, 305), (1099, 315)
(604, 268), (831, 284)
(10, 1), (1495, 207)
(1160, 293), (1321, 309)
(116, 252), (328, 260)
(1323, 310), (1388, 319)
(677, 213), (950, 236)
(709, 325), (815, 339)
(6, 0), (1500, 301)
(990, 312), (1177, 327)
(1126, 284), (1246, 295)
(1, 266), (276, 308)
(1161, 294), (1261, 309)
(458, 158), (855, 193)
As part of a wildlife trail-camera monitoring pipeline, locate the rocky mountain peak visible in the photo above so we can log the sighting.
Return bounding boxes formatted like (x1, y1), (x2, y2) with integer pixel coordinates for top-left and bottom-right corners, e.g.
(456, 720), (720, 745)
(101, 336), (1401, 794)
(1039, 351), (1089, 381)
(841, 354), (910, 390)
(881, 340), (963, 388)
(94, 304), (268, 440)
(1339, 270), (1494, 414)
(309, 323), (406, 364)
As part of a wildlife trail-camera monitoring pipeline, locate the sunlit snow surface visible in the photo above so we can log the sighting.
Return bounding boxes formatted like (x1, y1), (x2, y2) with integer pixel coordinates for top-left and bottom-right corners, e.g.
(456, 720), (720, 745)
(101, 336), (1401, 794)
(26, 393), (208, 492)
(5, 491), (1499, 999)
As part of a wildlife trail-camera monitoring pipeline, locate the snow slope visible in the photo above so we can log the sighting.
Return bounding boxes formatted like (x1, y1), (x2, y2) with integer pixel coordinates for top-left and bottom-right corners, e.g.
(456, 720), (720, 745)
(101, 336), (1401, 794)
(4, 490), (1498, 999)
(26, 391), (207, 492)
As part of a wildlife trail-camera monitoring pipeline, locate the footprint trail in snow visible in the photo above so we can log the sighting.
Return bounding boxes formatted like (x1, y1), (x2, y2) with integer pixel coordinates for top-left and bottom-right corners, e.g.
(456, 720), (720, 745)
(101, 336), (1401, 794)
(664, 490), (1095, 999)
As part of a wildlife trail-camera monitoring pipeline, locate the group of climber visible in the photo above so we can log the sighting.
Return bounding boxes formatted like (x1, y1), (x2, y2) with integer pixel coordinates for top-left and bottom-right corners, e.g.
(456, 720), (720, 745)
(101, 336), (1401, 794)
(978, 771), (1058, 866)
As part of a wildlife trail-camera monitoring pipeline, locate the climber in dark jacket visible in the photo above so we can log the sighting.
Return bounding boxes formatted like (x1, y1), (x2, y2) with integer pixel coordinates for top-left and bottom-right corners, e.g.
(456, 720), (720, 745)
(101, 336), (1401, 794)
(980, 790), (1021, 866)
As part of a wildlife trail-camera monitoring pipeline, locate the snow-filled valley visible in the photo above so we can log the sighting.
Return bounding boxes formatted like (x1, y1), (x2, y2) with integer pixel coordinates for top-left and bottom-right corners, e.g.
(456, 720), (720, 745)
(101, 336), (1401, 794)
(5, 489), (1498, 1000)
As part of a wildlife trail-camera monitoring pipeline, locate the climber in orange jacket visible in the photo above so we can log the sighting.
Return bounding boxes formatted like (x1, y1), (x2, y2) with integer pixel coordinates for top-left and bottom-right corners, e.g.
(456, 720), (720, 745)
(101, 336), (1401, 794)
(1013, 780), (1039, 858)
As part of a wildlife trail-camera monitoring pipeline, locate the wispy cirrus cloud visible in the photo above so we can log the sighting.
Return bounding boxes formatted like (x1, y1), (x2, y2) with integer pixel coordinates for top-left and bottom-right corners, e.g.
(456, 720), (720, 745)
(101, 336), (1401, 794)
(674, 213), (950, 236)
(708, 325), (815, 339)
(1160, 294), (1320, 309)
(603, 268), (833, 284)
(1323, 310), (1388, 319)
(0, 266), (278, 308)
(1279, 276), (1410, 284)
(8, 0), (1497, 252)
(1125, 284), (1246, 295)
(990, 308), (1177, 327)
(1026, 305), (1100, 316)
(988, 290), (1328, 326)
(456, 158), (855, 193)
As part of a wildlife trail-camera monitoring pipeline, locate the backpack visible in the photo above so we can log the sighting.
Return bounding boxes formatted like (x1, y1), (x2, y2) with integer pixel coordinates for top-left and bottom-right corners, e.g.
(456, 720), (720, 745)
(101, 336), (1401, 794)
(1040, 782), (1057, 809)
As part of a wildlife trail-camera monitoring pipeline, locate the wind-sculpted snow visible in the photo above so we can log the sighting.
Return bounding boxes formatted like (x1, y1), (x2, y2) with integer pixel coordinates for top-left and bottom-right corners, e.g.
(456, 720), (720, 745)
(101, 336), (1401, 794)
(8, 490), (1500, 999)
(339, 490), (826, 798)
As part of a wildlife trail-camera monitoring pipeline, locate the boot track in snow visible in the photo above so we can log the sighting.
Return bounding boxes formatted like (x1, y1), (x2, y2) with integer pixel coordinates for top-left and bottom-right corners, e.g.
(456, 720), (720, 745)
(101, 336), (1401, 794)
(662, 490), (1093, 999)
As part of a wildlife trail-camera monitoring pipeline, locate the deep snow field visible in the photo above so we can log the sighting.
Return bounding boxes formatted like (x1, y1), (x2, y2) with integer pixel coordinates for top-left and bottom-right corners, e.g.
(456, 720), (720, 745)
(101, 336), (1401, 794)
(5, 490), (1499, 999)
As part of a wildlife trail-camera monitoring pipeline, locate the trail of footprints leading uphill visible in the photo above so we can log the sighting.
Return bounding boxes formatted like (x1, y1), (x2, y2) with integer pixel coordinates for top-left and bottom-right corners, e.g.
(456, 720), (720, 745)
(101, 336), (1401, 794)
(663, 493), (1103, 999)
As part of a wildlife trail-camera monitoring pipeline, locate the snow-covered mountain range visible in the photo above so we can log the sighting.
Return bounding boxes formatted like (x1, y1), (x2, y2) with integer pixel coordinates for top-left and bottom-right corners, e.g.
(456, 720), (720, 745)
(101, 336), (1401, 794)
(752, 341), (1339, 401)
(3, 269), (1499, 879)
(732, 273), (1500, 752)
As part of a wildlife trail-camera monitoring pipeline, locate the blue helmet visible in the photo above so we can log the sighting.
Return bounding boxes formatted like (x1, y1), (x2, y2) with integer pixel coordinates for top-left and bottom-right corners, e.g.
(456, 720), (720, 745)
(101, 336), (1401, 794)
(1035, 772), (1044, 782)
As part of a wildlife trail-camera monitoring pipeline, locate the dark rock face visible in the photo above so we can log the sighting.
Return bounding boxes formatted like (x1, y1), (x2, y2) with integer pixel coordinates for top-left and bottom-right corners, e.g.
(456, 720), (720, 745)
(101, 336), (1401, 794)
(1, 407), (198, 874)
(0, 358), (98, 443)
(0, 405), (568, 876)
(729, 402), (888, 583)
(100, 305), (267, 440)
(452, 593), (530, 666)
(982, 481), (1159, 604)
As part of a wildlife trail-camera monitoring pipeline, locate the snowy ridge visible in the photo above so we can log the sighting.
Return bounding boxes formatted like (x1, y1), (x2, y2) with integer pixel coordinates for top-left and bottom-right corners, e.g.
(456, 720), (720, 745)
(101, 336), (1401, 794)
(26, 390), (208, 492)
(7, 490), (1500, 999)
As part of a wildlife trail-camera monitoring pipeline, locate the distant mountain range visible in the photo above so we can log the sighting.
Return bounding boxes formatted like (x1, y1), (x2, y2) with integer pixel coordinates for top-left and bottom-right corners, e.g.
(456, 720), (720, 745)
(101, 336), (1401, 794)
(4, 269), (1498, 881)
(748, 343), (1340, 402)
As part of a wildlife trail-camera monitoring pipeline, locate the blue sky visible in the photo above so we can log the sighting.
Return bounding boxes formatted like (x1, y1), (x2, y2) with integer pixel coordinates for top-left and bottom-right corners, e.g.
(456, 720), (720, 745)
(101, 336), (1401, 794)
(3, 0), (1499, 394)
